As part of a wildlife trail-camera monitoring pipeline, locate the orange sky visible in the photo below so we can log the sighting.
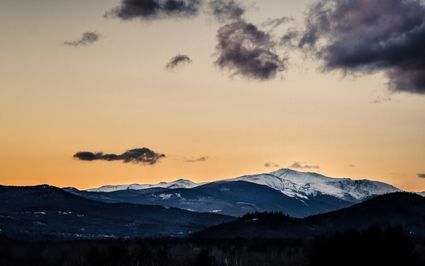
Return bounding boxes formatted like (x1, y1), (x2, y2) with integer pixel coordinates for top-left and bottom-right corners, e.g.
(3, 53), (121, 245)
(0, 0), (424, 191)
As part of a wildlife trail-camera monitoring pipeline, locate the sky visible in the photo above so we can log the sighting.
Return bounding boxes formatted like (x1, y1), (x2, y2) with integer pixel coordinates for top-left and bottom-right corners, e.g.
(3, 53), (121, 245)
(0, 0), (424, 191)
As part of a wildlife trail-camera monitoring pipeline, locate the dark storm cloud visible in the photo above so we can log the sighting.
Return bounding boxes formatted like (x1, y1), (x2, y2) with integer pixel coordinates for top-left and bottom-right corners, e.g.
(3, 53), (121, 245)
(166, 54), (192, 69)
(73, 148), (165, 165)
(185, 156), (208, 163)
(299, 0), (425, 94)
(64, 32), (100, 47)
(418, 173), (425, 178)
(207, 0), (244, 22)
(289, 162), (320, 170)
(106, 0), (202, 20)
(215, 21), (286, 80)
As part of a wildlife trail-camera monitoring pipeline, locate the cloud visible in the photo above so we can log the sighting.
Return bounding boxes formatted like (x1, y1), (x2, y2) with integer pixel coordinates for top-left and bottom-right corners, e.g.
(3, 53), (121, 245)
(73, 148), (165, 165)
(64, 32), (100, 47)
(106, 0), (202, 20)
(207, 0), (244, 22)
(299, 0), (425, 94)
(418, 173), (425, 178)
(185, 156), (208, 162)
(371, 95), (392, 104)
(346, 164), (356, 168)
(166, 54), (192, 69)
(215, 20), (287, 80)
(264, 162), (280, 168)
(289, 162), (320, 170)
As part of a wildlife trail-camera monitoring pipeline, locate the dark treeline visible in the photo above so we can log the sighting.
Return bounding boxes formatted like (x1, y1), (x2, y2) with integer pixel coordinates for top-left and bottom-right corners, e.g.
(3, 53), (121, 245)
(1, 226), (425, 266)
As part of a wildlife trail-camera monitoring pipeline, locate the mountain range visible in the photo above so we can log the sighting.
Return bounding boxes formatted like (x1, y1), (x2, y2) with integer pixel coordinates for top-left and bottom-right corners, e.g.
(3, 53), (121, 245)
(1, 168), (423, 240)
(67, 168), (400, 217)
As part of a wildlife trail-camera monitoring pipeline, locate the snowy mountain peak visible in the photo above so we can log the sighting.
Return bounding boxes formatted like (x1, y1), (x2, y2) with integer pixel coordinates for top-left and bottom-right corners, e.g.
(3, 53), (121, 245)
(86, 179), (199, 192)
(229, 168), (400, 202)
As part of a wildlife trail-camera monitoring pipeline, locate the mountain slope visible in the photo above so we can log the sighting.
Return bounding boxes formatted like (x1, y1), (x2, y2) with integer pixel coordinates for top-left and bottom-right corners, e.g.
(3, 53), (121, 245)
(228, 168), (399, 201)
(86, 179), (199, 192)
(193, 192), (425, 239)
(0, 185), (233, 240)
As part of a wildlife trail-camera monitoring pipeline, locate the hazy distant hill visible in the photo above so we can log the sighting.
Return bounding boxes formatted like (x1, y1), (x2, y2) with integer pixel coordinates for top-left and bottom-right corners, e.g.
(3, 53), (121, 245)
(0, 185), (233, 240)
(193, 192), (425, 239)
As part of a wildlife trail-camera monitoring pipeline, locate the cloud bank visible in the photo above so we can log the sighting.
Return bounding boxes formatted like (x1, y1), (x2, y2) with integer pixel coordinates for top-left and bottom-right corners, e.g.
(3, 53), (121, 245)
(64, 32), (100, 47)
(300, 0), (425, 94)
(73, 148), (165, 165)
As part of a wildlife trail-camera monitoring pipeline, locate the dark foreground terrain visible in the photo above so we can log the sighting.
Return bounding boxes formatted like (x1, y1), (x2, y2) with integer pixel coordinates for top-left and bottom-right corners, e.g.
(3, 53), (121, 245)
(1, 226), (425, 266)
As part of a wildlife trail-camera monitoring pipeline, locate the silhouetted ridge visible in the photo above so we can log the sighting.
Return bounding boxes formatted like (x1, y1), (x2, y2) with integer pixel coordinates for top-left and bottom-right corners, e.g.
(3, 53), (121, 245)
(193, 192), (425, 239)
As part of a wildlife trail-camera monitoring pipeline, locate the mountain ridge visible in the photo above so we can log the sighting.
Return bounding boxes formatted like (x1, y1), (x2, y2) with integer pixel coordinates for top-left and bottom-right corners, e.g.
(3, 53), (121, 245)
(0, 185), (233, 240)
(193, 192), (425, 239)
(85, 168), (400, 202)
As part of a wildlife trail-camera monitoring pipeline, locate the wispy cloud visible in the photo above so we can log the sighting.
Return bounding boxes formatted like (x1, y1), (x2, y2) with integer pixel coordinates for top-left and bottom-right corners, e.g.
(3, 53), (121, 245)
(166, 54), (192, 69)
(264, 162), (280, 168)
(207, 0), (244, 22)
(64, 32), (100, 47)
(185, 156), (208, 163)
(73, 148), (165, 165)
(289, 162), (320, 170)
(371, 96), (392, 104)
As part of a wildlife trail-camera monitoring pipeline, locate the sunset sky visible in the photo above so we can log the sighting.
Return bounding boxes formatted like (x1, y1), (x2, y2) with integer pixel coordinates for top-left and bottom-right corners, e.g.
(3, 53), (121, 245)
(0, 0), (424, 191)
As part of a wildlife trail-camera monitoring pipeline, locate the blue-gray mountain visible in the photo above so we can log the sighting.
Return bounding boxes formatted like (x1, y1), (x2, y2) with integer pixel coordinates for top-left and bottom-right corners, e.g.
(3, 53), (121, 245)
(0, 185), (232, 240)
(67, 169), (400, 217)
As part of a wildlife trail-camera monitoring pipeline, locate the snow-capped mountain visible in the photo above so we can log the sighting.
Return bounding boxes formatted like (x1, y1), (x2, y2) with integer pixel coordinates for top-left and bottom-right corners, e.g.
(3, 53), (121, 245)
(87, 179), (199, 192)
(86, 168), (399, 202)
(75, 168), (401, 217)
(228, 168), (400, 202)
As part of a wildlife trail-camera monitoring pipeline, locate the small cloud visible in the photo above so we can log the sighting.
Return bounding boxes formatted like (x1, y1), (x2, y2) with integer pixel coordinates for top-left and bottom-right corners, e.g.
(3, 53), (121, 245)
(264, 162), (280, 168)
(346, 164), (356, 168)
(73, 147), (165, 165)
(289, 162), (320, 170)
(166, 54), (192, 70)
(186, 156), (208, 163)
(418, 173), (425, 179)
(64, 32), (100, 47)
